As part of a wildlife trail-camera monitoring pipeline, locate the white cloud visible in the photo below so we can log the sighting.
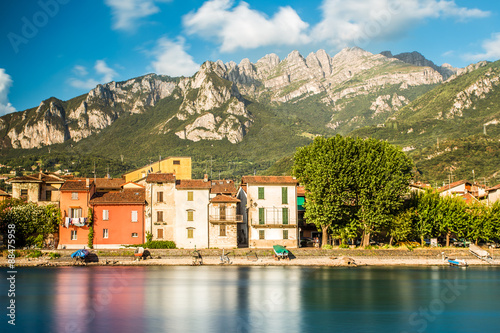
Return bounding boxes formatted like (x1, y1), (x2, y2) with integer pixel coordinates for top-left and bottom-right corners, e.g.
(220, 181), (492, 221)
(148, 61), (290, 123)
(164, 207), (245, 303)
(313, 0), (490, 48)
(69, 60), (118, 90)
(150, 37), (200, 77)
(105, 0), (169, 31)
(183, 0), (310, 52)
(0, 69), (16, 116)
(465, 33), (500, 61)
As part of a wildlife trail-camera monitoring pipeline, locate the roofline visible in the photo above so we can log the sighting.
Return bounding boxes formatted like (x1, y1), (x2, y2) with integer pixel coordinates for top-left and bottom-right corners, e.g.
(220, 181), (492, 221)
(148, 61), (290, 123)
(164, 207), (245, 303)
(122, 156), (191, 177)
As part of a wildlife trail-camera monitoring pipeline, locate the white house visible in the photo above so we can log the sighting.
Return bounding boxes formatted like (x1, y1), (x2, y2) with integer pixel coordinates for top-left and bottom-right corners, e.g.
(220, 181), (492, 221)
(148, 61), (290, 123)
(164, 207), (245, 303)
(145, 173), (176, 241)
(174, 178), (211, 249)
(240, 176), (298, 249)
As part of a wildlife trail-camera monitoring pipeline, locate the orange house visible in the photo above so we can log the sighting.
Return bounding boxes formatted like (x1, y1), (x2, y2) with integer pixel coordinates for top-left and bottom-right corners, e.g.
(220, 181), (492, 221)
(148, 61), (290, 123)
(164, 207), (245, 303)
(58, 179), (95, 249)
(90, 188), (146, 248)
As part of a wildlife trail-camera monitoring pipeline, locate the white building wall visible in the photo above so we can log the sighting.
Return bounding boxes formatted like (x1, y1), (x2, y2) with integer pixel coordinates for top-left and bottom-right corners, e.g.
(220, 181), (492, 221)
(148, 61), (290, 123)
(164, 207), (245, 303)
(174, 189), (210, 249)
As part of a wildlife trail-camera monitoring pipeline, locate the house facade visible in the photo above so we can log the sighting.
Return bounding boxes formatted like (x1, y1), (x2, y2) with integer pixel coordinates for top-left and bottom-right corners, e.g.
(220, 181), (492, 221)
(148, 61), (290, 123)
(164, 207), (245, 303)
(7, 173), (65, 206)
(208, 194), (242, 248)
(174, 179), (211, 249)
(145, 173), (176, 241)
(240, 176), (299, 249)
(58, 179), (95, 249)
(486, 184), (500, 204)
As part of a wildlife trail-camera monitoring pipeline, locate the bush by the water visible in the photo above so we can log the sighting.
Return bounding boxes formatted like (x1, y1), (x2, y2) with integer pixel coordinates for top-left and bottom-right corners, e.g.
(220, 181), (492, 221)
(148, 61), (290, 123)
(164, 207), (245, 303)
(129, 240), (176, 249)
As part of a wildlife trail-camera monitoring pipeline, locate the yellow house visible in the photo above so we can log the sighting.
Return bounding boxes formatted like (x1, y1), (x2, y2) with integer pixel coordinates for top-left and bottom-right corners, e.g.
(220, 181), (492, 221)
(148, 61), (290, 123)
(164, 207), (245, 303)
(123, 157), (192, 183)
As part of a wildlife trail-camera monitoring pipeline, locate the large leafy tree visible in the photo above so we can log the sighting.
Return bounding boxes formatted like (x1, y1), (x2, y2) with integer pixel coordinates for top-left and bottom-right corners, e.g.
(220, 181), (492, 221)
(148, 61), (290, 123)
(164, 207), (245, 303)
(293, 135), (413, 247)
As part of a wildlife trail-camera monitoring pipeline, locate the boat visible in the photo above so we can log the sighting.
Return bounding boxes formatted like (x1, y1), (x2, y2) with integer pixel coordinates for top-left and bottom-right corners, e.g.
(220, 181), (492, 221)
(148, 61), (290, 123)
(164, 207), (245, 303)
(134, 247), (145, 257)
(71, 249), (89, 260)
(273, 245), (289, 260)
(447, 258), (468, 267)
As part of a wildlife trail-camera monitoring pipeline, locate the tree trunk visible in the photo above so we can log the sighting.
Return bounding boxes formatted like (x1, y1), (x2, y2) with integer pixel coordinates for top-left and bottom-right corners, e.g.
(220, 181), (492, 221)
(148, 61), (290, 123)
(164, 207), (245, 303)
(446, 232), (450, 247)
(322, 225), (328, 248)
(389, 236), (393, 246)
(421, 235), (424, 247)
(361, 230), (371, 247)
(475, 239), (478, 246)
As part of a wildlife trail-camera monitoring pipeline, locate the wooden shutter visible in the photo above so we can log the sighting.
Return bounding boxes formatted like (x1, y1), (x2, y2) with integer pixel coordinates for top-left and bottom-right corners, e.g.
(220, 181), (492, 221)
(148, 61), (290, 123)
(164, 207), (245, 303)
(188, 191), (194, 201)
(282, 187), (288, 204)
(187, 211), (194, 221)
(157, 228), (163, 239)
(283, 230), (288, 239)
(259, 230), (265, 240)
(282, 208), (288, 225)
(258, 187), (264, 199)
(259, 208), (265, 224)
(157, 191), (163, 202)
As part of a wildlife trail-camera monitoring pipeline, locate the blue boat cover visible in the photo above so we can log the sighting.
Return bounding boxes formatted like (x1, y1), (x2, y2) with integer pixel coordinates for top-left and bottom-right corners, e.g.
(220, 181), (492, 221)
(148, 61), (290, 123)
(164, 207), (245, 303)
(71, 249), (90, 258)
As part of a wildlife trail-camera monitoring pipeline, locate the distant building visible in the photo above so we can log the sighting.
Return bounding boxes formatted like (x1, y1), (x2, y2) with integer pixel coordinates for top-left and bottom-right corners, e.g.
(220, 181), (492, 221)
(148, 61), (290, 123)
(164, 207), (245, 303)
(486, 184), (500, 204)
(6, 173), (65, 206)
(122, 157), (192, 183)
(145, 173), (177, 241)
(438, 180), (486, 202)
(0, 189), (11, 202)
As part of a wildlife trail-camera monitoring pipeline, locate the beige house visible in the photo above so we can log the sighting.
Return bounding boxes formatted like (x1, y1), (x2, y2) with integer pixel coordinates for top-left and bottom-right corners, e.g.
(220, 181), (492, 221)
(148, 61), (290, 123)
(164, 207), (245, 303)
(438, 180), (486, 201)
(145, 173), (176, 241)
(240, 176), (298, 249)
(7, 173), (65, 206)
(174, 178), (211, 249)
(208, 194), (242, 249)
(486, 184), (500, 204)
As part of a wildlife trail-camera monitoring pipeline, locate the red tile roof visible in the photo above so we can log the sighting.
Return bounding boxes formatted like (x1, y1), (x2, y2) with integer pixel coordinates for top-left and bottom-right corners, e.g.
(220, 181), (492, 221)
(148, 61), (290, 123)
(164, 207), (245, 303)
(7, 175), (42, 183)
(210, 194), (240, 203)
(146, 173), (176, 183)
(297, 186), (305, 196)
(438, 180), (470, 192)
(176, 179), (211, 189)
(90, 189), (146, 204)
(0, 189), (11, 196)
(241, 176), (298, 185)
(487, 184), (500, 191)
(60, 179), (93, 191)
(210, 179), (237, 195)
(95, 178), (125, 190)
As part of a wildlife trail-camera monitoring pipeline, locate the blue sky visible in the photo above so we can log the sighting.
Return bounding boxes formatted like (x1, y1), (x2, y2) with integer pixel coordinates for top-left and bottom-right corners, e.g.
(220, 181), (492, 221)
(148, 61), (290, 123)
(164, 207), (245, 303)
(1, 0), (500, 114)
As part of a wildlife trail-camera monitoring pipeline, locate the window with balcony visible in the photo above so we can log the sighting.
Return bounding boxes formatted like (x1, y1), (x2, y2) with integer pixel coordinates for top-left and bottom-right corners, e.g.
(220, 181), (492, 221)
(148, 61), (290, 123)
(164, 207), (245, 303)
(69, 208), (82, 218)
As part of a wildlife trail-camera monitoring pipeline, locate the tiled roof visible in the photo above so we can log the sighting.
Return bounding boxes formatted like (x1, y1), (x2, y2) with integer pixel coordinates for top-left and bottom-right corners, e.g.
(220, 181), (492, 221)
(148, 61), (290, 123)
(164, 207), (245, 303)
(0, 189), (11, 196)
(146, 173), (176, 183)
(241, 176), (298, 185)
(95, 178), (125, 189)
(90, 189), (146, 204)
(297, 186), (305, 196)
(210, 179), (237, 194)
(438, 180), (470, 192)
(7, 173), (65, 183)
(487, 184), (500, 191)
(176, 179), (212, 189)
(7, 175), (42, 183)
(210, 194), (240, 203)
(60, 179), (93, 191)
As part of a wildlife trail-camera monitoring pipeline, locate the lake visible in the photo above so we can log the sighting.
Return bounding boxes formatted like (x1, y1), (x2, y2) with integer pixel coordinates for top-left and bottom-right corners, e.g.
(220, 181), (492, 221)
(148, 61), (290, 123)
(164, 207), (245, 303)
(2, 266), (500, 333)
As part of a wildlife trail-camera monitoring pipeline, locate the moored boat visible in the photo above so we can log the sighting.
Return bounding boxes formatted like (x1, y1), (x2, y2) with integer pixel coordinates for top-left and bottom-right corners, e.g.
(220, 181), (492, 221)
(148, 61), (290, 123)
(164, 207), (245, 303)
(273, 245), (290, 260)
(447, 258), (468, 267)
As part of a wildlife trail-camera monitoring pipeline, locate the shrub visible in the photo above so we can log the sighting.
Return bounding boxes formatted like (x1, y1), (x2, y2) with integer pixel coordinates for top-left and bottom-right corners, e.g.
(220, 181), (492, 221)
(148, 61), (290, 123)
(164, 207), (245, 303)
(339, 244), (350, 249)
(26, 250), (42, 258)
(144, 240), (176, 249)
(49, 252), (61, 259)
(322, 244), (333, 250)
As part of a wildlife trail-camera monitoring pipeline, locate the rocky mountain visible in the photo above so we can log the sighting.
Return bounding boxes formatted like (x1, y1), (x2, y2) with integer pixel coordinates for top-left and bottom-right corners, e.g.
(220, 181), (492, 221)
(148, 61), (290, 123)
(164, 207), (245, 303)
(1, 47), (496, 183)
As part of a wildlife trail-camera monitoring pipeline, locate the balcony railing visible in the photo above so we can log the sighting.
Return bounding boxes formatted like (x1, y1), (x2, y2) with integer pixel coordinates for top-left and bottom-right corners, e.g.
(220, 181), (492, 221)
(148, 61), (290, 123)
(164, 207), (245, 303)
(251, 219), (297, 227)
(209, 214), (243, 223)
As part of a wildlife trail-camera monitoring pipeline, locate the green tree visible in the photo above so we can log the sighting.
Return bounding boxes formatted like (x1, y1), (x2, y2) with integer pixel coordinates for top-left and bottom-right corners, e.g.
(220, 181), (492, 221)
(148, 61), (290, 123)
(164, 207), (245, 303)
(413, 191), (440, 245)
(436, 195), (467, 246)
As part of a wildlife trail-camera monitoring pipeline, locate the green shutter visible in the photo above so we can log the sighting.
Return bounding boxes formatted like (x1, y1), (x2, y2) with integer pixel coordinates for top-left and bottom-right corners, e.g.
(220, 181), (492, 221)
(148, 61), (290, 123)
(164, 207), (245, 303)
(282, 208), (288, 224)
(259, 230), (265, 240)
(259, 208), (265, 224)
(283, 230), (288, 239)
(258, 187), (264, 199)
(282, 187), (288, 204)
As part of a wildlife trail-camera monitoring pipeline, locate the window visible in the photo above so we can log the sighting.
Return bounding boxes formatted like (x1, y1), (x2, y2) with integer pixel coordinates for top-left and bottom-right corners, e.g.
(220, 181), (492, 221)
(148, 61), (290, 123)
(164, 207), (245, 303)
(157, 211), (163, 222)
(71, 230), (77, 240)
(131, 211), (138, 222)
(71, 192), (78, 200)
(187, 191), (193, 201)
(283, 230), (289, 239)
(282, 208), (289, 225)
(187, 210), (194, 221)
(103, 210), (109, 221)
(259, 208), (265, 225)
(46, 190), (52, 201)
(103, 229), (109, 239)
(219, 224), (226, 236)
(258, 187), (264, 199)
(187, 229), (194, 238)
(157, 229), (163, 239)
(132, 233), (138, 238)
(20, 189), (28, 197)
(259, 230), (265, 240)
(282, 187), (288, 204)
(157, 191), (163, 203)
(173, 160), (180, 165)
(69, 208), (82, 218)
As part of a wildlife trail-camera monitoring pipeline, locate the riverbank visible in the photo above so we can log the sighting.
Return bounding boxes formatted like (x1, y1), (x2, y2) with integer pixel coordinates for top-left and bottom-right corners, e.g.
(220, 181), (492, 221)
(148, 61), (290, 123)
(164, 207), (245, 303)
(1, 247), (499, 267)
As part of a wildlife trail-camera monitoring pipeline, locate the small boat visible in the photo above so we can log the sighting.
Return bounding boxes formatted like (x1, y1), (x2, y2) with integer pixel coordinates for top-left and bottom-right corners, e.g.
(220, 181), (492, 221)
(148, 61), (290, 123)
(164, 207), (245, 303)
(447, 258), (468, 267)
(273, 245), (289, 260)
(71, 249), (89, 259)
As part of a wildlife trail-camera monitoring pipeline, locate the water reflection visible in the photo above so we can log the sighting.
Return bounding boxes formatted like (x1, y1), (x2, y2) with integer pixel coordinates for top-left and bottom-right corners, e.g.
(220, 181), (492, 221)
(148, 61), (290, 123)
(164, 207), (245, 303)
(2, 266), (499, 333)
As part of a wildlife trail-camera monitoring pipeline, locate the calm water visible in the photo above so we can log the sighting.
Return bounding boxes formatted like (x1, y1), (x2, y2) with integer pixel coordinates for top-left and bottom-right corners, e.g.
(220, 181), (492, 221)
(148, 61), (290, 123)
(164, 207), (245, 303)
(1, 266), (500, 333)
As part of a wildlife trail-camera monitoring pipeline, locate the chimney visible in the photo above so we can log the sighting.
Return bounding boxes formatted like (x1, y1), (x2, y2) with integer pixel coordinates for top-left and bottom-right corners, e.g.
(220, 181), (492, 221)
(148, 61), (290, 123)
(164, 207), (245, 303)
(38, 173), (42, 180)
(86, 178), (89, 188)
(203, 174), (208, 182)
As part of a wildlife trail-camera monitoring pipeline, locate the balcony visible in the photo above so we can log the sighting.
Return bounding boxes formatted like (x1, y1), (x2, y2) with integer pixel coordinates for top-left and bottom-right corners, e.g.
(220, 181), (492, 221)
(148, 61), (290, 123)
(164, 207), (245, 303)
(209, 214), (243, 223)
(251, 219), (297, 228)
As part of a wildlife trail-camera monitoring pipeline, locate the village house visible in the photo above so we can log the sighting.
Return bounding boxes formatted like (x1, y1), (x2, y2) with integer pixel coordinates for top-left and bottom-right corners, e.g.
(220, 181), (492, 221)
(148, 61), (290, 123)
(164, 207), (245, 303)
(90, 182), (146, 249)
(0, 189), (11, 202)
(174, 177), (211, 249)
(58, 179), (95, 249)
(144, 173), (176, 241)
(486, 184), (500, 204)
(438, 180), (486, 202)
(239, 176), (299, 249)
(122, 156), (192, 183)
(6, 172), (66, 206)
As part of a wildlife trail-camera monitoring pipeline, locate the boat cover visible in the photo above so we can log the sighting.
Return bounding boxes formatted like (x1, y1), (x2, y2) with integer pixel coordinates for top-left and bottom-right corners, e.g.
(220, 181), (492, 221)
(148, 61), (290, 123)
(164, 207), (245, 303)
(71, 249), (90, 258)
